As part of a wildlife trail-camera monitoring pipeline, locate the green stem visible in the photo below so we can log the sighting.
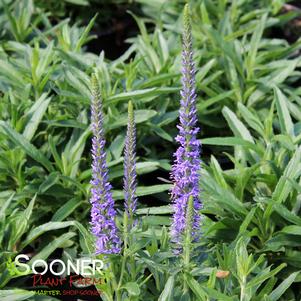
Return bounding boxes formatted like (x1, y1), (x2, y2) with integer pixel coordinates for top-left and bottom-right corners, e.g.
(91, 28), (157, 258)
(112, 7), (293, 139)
(183, 196), (194, 293)
(117, 256), (127, 290)
(116, 212), (129, 300)
(240, 276), (246, 301)
(130, 256), (136, 281)
(102, 260), (117, 301)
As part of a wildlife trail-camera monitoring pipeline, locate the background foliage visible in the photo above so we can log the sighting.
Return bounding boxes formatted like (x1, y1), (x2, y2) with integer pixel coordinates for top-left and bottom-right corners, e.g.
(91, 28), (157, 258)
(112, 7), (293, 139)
(1, 0), (301, 300)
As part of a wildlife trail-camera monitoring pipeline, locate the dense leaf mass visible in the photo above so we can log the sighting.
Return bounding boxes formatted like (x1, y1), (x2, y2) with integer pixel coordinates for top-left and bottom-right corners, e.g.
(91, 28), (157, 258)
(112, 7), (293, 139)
(0, 0), (301, 300)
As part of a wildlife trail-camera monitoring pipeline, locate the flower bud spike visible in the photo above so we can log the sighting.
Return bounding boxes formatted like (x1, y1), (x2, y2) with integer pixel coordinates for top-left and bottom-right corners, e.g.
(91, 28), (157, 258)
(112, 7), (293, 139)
(90, 73), (121, 255)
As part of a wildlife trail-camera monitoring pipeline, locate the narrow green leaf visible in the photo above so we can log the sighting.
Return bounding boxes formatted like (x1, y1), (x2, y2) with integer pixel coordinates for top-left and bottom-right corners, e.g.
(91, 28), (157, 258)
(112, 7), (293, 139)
(280, 225), (301, 236)
(222, 107), (254, 142)
(23, 94), (51, 141)
(108, 110), (157, 130)
(246, 263), (286, 289)
(22, 221), (75, 247)
(0, 121), (53, 172)
(246, 14), (267, 78)
(136, 205), (172, 215)
(202, 137), (263, 155)
(273, 203), (301, 226)
(268, 272), (299, 300)
(0, 60), (24, 87)
(38, 172), (59, 194)
(113, 184), (172, 200)
(51, 198), (82, 222)
(186, 276), (208, 300)
(272, 147), (301, 203)
(237, 102), (265, 137)
(158, 275), (174, 301)
(29, 232), (76, 263)
(0, 289), (35, 301)
(274, 87), (294, 136)
(122, 282), (141, 297)
(65, 0), (89, 5)
(202, 286), (235, 301)
(106, 87), (180, 104)
(75, 13), (98, 51)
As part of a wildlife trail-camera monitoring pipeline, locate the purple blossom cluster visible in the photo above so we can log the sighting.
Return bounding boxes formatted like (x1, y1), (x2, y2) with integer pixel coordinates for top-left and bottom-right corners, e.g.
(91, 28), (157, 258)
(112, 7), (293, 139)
(170, 5), (202, 248)
(89, 74), (121, 254)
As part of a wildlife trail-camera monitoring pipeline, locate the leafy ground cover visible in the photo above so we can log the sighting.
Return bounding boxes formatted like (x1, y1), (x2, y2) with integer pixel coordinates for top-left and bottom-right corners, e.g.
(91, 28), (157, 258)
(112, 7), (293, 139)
(1, 0), (301, 300)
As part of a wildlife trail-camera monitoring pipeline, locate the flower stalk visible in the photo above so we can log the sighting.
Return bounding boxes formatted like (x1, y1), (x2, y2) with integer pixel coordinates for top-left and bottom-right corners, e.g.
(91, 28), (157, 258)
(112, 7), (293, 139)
(89, 73), (121, 255)
(170, 4), (202, 252)
(123, 100), (137, 225)
(117, 101), (137, 300)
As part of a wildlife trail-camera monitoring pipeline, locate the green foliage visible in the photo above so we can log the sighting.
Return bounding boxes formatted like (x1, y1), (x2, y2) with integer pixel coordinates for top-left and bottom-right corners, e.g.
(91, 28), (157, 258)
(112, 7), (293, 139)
(0, 0), (301, 300)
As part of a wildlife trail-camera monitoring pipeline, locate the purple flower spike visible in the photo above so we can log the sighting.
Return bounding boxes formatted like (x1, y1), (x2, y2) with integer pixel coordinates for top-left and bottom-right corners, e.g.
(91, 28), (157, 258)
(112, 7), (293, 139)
(170, 4), (202, 250)
(90, 74), (121, 255)
(123, 101), (137, 219)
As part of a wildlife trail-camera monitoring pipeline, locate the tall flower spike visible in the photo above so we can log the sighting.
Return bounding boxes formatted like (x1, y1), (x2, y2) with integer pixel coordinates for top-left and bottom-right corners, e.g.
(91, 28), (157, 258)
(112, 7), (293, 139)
(90, 74), (121, 254)
(123, 101), (137, 220)
(170, 4), (202, 251)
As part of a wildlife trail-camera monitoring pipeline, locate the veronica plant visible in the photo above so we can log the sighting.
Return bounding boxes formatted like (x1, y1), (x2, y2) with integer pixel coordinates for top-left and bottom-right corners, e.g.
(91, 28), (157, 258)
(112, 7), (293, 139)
(90, 99), (153, 300)
(170, 4), (202, 253)
(90, 73), (121, 255)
